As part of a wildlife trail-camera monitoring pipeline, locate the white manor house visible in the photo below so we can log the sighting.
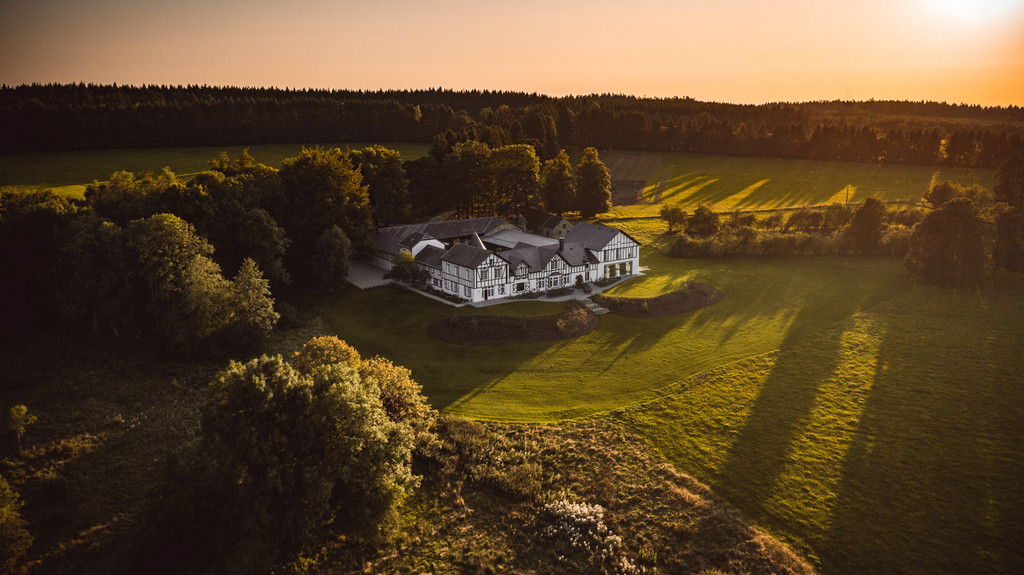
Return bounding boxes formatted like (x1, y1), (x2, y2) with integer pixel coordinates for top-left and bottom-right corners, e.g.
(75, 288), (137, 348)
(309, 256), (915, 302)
(372, 217), (641, 303)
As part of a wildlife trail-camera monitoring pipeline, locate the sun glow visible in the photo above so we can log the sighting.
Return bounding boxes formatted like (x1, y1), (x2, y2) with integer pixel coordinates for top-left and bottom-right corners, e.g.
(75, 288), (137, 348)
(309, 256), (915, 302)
(931, 0), (1024, 22)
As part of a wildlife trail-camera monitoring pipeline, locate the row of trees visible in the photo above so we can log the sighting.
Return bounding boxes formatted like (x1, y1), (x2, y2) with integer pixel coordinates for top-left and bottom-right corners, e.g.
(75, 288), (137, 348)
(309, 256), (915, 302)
(0, 142), (614, 350)
(415, 143), (611, 220)
(0, 146), (385, 352)
(5, 84), (1024, 168)
(664, 156), (1024, 287)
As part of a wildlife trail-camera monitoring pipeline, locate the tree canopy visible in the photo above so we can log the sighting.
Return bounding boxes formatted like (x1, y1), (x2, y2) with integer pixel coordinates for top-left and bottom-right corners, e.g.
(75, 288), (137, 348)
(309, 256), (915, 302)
(906, 198), (993, 287)
(145, 352), (419, 573)
(541, 149), (576, 215)
(575, 147), (612, 218)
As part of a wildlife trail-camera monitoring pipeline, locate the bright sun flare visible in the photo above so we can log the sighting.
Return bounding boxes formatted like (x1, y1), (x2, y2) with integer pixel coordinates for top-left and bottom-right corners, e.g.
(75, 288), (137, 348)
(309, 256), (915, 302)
(932, 0), (1024, 22)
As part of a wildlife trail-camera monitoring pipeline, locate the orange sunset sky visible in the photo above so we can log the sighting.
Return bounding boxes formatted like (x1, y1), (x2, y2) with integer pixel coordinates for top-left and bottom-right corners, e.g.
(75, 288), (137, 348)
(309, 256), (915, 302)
(2, 0), (1023, 106)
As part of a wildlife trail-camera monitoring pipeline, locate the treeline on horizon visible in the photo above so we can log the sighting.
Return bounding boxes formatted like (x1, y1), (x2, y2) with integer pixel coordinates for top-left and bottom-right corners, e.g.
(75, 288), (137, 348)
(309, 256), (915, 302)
(4, 83), (1024, 168)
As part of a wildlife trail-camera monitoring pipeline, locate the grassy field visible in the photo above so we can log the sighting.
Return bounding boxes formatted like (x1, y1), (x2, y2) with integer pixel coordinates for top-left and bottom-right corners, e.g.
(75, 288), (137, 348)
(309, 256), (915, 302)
(326, 254), (909, 421)
(0, 142), (429, 199)
(599, 150), (995, 218)
(607, 273), (1024, 574)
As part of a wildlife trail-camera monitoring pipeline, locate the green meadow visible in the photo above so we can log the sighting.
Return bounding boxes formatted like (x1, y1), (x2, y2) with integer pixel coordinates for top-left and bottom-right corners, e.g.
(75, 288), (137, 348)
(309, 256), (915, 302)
(608, 273), (1024, 574)
(4, 142), (1019, 573)
(329, 253), (1024, 573)
(600, 150), (995, 217)
(0, 142), (430, 198)
(328, 253), (910, 421)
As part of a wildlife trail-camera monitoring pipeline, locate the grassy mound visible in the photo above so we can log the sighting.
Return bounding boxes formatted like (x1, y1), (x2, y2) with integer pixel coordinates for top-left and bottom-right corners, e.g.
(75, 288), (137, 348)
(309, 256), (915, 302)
(592, 281), (723, 317)
(430, 300), (597, 345)
(321, 418), (814, 574)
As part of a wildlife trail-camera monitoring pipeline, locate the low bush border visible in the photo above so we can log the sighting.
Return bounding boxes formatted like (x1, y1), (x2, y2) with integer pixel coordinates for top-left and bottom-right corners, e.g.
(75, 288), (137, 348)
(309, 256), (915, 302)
(430, 300), (598, 346)
(592, 282), (724, 318)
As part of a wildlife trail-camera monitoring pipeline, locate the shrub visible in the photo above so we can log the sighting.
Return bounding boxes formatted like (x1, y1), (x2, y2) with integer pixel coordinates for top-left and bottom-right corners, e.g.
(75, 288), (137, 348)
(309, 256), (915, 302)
(685, 203), (720, 237)
(143, 355), (417, 574)
(290, 335), (362, 374)
(359, 356), (436, 437)
(0, 473), (32, 574)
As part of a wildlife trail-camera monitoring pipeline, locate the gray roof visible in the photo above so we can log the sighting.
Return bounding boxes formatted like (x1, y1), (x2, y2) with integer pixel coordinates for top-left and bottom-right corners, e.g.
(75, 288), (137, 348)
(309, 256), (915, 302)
(558, 241), (591, 267)
(441, 243), (503, 269)
(380, 217), (510, 243)
(415, 245), (445, 269)
(398, 231), (434, 249)
(562, 222), (639, 250)
(373, 231), (402, 256)
(483, 229), (559, 250)
(540, 215), (570, 232)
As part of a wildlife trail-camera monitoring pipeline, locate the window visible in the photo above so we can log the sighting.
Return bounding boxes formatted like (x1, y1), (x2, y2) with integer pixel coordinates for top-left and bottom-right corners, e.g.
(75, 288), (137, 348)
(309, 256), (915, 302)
(464, 286), (471, 297)
(480, 269), (488, 281)
(498, 285), (505, 295)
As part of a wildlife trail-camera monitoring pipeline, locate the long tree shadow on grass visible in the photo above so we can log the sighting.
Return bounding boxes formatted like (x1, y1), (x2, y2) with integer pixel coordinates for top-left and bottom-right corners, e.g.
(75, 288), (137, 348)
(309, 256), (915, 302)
(710, 303), (845, 521)
(820, 291), (1024, 574)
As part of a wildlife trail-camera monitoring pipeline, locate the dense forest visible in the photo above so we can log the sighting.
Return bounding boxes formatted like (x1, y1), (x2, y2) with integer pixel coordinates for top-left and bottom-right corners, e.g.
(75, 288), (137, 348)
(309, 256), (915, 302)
(4, 84), (1024, 167)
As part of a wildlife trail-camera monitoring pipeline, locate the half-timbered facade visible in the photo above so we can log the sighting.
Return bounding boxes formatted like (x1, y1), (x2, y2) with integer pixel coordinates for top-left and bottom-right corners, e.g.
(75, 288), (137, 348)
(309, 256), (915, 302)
(371, 219), (640, 303)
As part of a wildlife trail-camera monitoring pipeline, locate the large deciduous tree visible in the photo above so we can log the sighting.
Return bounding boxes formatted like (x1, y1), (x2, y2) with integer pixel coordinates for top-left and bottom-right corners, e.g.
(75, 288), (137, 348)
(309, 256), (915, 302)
(445, 141), (494, 218)
(348, 145), (410, 226)
(685, 203), (720, 237)
(491, 144), (540, 218)
(841, 196), (887, 255)
(660, 205), (687, 233)
(905, 198), (993, 286)
(994, 155), (1024, 271)
(144, 352), (418, 574)
(311, 225), (353, 290)
(278, 147), (374, 277)
(122, 214), (277, 354)
(541, 149), (576, 215)
(575, 147), (611, 218)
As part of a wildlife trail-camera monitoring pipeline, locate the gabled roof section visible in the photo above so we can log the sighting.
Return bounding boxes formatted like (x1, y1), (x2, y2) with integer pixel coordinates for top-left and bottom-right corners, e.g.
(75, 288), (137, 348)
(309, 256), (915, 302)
(540, 214), (569, 232)
(558, 241), (591, 267)
(441, 243), (504, 269)
(562, 222), (640, 250)
(398, 231), (434, 249)
(373, 231), (402, 256)
(416, 245), (445, 269)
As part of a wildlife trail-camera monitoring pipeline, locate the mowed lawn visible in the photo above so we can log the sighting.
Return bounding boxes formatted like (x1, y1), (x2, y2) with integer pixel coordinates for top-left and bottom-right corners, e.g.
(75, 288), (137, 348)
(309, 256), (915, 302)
(0, 142), (429, 198)
(600, 150), (995, 218)
(326, 253), (909, 421)
(608, 273), (1024, 574)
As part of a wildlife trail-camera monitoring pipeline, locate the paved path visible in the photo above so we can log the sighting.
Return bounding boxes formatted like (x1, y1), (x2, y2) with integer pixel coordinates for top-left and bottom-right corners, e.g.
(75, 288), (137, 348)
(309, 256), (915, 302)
(346, 261), (390, 289)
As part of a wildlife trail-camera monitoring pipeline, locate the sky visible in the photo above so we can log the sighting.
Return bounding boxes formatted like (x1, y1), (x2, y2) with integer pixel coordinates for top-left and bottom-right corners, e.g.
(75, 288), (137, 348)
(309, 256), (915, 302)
(2, 0), (1023, 106)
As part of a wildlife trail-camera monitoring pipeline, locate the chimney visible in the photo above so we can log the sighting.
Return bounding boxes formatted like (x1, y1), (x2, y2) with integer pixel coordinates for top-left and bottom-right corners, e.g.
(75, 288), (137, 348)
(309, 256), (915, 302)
(559, 237), (565, 251)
